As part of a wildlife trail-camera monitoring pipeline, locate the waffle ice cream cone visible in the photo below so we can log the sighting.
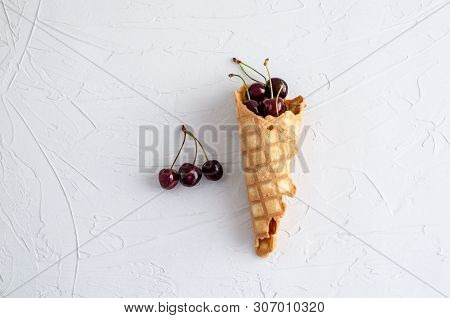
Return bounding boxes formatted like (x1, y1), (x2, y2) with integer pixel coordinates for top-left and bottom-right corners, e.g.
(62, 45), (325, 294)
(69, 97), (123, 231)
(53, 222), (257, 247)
(234, 86), (306, 257)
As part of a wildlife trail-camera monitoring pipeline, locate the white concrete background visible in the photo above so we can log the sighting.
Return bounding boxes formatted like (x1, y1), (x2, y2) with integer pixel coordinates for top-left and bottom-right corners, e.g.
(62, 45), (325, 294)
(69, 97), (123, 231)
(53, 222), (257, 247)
(0, 0), (449, 298)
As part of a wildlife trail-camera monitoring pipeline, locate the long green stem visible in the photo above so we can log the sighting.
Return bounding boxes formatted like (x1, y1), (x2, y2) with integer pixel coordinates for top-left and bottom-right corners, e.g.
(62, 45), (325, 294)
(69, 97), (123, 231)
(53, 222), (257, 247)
(170, 128), (187, 169)
(233, 57), (266, 82)
(264, 58), (273, 98)
(275, 83), (285, 116)
(192, 136), (198, 165)
(188, 132), (208, 161)
(182, 126), (209, 162)
(229, 73), (250, 100)
(239, 64), (259, 82)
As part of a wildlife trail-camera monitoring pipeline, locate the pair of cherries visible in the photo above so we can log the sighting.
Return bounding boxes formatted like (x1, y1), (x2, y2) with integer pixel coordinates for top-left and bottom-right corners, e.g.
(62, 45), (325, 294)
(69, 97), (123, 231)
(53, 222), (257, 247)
(230, 58), (289, 118)
(159, 125), (223, 189)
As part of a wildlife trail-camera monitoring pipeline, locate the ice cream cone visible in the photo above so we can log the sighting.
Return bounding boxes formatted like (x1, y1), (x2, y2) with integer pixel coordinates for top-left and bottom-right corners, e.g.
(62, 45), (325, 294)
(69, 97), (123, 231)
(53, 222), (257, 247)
(234, 86), (306, 257)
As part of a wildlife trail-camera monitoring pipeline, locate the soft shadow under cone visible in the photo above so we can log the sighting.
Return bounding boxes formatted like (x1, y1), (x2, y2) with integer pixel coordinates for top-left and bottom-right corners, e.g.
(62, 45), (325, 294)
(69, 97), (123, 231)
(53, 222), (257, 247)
(234, 86), (306, 257)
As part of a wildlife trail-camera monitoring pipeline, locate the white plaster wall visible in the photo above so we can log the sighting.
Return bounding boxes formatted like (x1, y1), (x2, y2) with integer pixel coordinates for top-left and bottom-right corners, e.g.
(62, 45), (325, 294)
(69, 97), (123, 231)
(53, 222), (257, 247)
(0, 0), (449, 297)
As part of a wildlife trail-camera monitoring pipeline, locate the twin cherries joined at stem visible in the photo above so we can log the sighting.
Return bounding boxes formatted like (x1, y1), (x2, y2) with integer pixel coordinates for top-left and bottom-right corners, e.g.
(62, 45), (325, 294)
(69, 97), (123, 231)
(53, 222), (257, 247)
(159, 125), (223, 190)
(230, 58), (288, 118)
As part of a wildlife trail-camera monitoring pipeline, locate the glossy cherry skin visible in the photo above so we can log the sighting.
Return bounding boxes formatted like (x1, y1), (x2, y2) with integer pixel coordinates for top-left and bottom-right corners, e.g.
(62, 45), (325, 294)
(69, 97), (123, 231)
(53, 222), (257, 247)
(202, 160), (223, 181)
(248, 82), (266, 102)
(266, 78), (288, 99)
(159, 169), (180, 189)
(179, 163), (202, 187)
(244, 100), (260, 116)
(262, 98), (286, 117)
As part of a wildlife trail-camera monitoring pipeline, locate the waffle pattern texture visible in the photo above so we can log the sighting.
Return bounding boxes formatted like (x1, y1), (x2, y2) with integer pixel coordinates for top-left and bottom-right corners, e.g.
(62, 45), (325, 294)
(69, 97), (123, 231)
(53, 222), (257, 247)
(234, 86), (306, 257)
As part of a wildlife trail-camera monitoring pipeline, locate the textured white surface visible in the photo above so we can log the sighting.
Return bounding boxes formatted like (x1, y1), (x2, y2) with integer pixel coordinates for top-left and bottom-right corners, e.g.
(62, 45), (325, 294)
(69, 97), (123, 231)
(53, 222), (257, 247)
(1, 0), (450, 298)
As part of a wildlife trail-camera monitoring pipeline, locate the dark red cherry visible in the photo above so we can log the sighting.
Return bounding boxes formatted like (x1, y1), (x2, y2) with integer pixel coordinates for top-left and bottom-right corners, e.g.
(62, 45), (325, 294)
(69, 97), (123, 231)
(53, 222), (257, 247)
(266, 78), (288, 99)
(257, 102), (267, 117)
(262, 98), (286, 117)
(179, 163), (202, 187)
(202, 160), (223, 181)
(159, 169), (180, 190)
(248, 82), (266, 102)
(244, 100), (260, 116)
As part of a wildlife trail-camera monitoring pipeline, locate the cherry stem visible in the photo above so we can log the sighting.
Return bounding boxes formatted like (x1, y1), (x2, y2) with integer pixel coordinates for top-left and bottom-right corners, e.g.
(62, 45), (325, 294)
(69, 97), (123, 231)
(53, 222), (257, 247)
(170, 127), (187, 169)
(238, 64), (259, 82)
(264, 58), (273, 98)
(191, 134), (207, 162)
(233, 57), (266, 82)
(193, 136), (198, 165)
(229, 73), (250, 100)
(275, 83), (284, 116)
(182, 126), (209, 162)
